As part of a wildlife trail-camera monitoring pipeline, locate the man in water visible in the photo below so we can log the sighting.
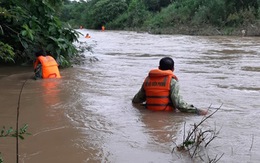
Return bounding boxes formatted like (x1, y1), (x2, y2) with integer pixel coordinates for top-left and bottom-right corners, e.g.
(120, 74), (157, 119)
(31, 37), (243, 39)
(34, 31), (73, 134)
(34, 50), (61, 79)
(132, 57), (207, 115)
(85, 33), (91, 38)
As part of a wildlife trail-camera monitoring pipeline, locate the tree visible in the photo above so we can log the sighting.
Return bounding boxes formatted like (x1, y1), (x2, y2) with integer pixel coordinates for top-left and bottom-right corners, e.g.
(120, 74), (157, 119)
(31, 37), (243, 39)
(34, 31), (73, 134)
(225, 0), (258, 13)
(160, 0), (173, 8)
(143, 0), (160, 12)
(126, 0), (149, 27)
(0, 0), (79, 67)
(90, 0), (128, 28)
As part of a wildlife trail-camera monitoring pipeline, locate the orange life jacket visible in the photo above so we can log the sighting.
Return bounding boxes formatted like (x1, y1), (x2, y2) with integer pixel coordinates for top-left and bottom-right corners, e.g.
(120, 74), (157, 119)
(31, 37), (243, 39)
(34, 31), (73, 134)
(34, 55), (61, 79)
(143, 69), (178, 111)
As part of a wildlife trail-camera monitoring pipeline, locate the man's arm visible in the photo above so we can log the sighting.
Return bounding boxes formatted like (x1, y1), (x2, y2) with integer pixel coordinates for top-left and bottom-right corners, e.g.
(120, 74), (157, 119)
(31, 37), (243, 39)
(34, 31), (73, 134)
(132, 84), (146, 103)
(33, 58), (40, 69)
(34, 64), (42, 80)
(170, 79), (207, 115)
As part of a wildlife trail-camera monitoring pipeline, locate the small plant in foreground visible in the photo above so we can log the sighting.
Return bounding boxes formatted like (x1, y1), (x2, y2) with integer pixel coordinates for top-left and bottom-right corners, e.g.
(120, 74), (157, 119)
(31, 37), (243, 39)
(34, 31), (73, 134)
(0, 124), (30, 163)
(0, 153), (3, 163)
(172, 104), (224, 163)
(0, 124), (30, 139)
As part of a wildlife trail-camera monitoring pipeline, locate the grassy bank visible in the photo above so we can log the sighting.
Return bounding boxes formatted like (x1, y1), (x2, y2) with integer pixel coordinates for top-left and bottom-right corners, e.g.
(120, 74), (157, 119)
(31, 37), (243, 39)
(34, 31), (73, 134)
(127, 22), (260, 37)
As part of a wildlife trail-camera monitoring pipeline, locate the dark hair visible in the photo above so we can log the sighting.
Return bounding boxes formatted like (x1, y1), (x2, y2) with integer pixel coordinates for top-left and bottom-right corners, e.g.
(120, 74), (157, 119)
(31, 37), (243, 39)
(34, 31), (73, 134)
(35, 50), (46, 57)
(159, 57), (174, 70)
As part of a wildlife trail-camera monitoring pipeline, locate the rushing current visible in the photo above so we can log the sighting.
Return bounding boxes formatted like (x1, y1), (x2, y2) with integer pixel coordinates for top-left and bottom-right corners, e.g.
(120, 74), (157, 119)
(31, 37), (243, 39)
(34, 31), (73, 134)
(0, 29), (259, 163)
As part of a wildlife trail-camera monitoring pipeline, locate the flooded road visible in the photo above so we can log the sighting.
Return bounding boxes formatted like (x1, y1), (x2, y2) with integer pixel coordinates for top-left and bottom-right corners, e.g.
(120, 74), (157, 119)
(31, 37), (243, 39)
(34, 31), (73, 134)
(0, 30), (259, 163)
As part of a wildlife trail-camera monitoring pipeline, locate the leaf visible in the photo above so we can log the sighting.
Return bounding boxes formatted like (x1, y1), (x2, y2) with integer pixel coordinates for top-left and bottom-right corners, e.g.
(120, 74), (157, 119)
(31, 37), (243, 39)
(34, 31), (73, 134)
(21, 41), (28, 49)
(19, 124), (28, 134)
(21, 30), (27, 36)
(28, 32), (34, 41)
(0, 25), (3, 35)
(18, 135), (24, 140)
(6, 127), (13, 135)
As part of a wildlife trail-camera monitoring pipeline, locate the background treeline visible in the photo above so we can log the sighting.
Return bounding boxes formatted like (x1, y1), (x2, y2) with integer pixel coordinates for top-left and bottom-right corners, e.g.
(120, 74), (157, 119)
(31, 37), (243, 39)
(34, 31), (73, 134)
(61, 0), (260, 35)
(0, 0), (79, 66)
(1, 0), (260, 65)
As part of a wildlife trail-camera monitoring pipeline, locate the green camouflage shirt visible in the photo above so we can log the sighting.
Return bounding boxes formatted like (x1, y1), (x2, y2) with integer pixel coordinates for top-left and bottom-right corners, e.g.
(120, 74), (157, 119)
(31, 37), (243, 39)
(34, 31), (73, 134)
(132, 78), (198, 113)
(34, 64), (42, 80)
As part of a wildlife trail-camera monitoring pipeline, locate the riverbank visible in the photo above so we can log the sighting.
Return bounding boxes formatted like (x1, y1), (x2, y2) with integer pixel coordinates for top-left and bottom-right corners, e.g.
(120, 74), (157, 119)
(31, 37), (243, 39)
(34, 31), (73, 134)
(127, 23), (260, 37)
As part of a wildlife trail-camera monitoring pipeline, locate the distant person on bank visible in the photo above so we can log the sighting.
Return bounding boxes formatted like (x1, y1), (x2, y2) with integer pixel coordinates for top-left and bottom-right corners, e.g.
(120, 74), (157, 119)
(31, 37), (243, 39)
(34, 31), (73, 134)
(132, 57), (208, 115)
(34, 50), (61, 80)
(101, 25), (105, 31)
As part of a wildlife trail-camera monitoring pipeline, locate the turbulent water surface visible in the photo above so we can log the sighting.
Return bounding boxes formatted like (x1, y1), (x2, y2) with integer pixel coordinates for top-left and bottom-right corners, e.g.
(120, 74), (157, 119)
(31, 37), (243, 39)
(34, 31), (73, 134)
(0, 30), (259, 163)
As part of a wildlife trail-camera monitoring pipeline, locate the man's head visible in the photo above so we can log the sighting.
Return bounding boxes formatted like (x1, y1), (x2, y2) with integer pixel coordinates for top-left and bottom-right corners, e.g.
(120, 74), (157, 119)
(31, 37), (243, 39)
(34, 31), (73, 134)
(159, 57), (174, 71)
(35, 50), (46, 57)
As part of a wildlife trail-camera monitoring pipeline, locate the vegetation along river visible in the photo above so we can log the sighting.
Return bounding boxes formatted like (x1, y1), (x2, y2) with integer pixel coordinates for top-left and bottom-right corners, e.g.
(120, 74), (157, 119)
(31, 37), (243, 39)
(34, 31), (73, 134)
(0, 29), (259, 163)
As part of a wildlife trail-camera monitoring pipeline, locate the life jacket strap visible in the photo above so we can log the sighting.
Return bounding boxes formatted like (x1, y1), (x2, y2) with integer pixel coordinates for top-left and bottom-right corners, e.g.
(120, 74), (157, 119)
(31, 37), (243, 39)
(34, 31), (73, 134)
(48, 73), (57, 78)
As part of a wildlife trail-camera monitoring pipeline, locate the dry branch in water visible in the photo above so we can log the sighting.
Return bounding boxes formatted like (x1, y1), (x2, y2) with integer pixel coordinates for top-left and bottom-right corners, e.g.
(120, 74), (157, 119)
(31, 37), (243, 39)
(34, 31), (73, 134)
(172, 104), (224, 163)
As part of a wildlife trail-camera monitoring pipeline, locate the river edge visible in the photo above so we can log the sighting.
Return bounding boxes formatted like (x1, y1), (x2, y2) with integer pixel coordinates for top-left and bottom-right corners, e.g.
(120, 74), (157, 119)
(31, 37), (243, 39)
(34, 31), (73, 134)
(125, 23), (260, 37)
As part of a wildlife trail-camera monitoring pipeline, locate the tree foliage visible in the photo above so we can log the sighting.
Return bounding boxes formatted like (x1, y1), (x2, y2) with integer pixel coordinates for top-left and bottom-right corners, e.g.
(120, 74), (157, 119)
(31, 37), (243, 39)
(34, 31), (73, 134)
(60, 0), (260, 35)
(91, 0), (128, 28)
(126, 0), (150, 28)
(143, 0), (173, 12)
(0, 0), (79, 66)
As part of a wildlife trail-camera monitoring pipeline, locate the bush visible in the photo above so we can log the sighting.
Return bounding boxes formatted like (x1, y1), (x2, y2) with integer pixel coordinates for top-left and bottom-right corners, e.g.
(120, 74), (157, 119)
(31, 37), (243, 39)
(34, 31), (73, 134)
(0, 41), (15, 63)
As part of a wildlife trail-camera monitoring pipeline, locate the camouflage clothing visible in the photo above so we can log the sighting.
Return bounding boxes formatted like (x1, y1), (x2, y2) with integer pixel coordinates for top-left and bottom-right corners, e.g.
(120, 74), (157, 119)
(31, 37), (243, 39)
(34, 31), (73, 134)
(132, 78), (198, 113)
(34, 64), (42, 80)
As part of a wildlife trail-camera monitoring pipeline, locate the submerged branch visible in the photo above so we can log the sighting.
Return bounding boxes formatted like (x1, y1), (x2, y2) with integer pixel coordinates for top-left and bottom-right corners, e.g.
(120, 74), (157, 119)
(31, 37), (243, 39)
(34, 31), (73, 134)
(173, 104), (223, 162)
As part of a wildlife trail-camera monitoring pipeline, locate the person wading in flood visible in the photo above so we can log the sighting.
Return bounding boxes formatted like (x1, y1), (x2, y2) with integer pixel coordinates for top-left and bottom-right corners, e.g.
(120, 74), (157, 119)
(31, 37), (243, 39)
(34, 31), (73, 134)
(132, 57), (207, 115)
(34, 50), (61, 80)
(85, 33), (91, 38)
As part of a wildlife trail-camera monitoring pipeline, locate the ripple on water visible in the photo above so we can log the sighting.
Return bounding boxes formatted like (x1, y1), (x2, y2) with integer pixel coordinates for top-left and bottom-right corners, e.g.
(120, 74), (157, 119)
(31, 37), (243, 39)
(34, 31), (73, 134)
(241, 66), (260, 72)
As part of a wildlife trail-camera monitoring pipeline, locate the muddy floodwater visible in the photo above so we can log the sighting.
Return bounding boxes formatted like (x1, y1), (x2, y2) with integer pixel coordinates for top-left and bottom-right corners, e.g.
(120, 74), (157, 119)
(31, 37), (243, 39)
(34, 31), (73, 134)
(0, 30), (259, 163)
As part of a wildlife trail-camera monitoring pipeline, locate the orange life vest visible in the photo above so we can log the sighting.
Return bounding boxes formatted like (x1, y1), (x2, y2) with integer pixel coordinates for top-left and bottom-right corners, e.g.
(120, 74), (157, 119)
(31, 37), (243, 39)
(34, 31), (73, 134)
(34, 55), (61, 79)
(143, 69), (178, 111)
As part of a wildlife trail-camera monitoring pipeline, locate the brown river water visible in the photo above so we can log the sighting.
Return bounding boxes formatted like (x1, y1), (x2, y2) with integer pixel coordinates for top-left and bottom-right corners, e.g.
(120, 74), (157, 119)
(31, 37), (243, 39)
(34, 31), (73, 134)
(0, 30), (259, 163)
